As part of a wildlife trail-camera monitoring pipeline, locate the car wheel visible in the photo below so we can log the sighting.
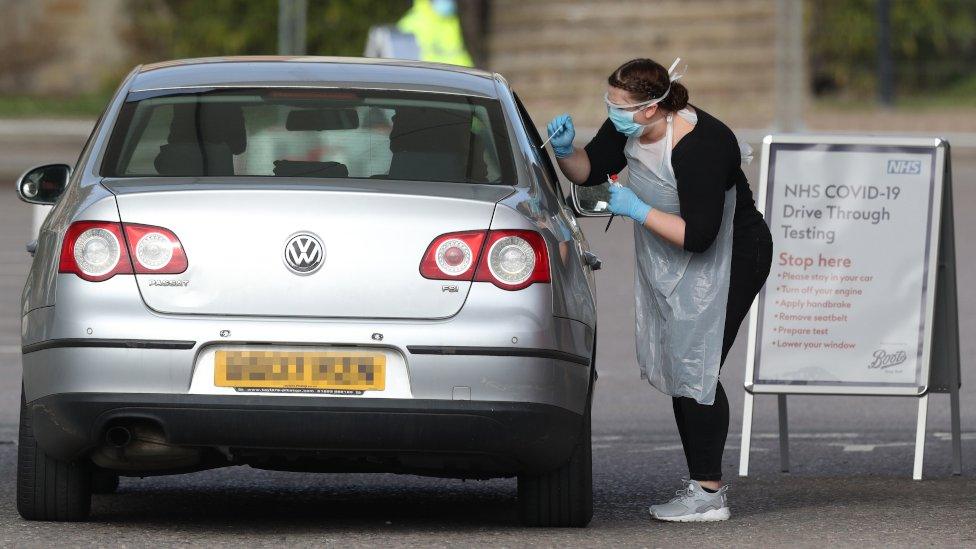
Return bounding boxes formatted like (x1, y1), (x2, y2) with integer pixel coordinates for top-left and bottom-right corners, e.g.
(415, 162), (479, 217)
(91, 468), (120, 495)
(517, 394), (593, 527)
(16, 390), (92, 521)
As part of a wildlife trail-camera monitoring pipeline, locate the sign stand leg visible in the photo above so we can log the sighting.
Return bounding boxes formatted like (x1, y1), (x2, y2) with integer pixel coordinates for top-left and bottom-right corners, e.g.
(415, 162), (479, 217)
(778, 395), (790, 472)
(950, 385), (962, 476)
(939, 152), (962, 477)
(912, 394), (929, 480)
(738, 392), (754, 477)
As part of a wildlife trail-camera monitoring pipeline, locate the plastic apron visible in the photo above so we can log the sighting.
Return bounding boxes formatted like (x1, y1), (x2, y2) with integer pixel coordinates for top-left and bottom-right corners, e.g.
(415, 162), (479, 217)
(627, 112), (736, 405)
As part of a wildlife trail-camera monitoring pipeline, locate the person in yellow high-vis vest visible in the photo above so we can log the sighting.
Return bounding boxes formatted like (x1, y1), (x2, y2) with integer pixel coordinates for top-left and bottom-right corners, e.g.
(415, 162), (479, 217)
(397, 0), (474, 67)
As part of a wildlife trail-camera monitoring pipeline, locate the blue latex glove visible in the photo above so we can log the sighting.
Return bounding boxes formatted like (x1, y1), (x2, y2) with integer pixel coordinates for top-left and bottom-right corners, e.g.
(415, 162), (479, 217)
(608, 185), (652, 224)
(546, 114), (576, 158)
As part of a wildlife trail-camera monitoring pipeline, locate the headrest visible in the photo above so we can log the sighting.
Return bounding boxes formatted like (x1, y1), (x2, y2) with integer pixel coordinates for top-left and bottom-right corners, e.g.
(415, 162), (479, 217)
(168, 102), (247, 155)
(154, 142), (234, 176)
(389, 107), (471, 154)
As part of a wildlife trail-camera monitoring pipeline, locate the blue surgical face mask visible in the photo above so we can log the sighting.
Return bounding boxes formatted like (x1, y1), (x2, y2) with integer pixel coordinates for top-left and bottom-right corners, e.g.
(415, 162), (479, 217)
(604, 91), (663, 137)
(608, 106), (647, 137)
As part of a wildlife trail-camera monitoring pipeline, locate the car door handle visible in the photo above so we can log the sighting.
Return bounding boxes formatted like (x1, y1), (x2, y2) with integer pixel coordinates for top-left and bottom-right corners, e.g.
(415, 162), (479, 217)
(582, 251), (602, 270)
(25, 240), (37, 256)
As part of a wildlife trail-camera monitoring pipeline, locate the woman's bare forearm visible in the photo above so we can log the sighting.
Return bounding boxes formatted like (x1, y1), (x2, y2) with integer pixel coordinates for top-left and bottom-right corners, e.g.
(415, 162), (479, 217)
(643, 209), (685, 248)
(554, 147), (592, 184)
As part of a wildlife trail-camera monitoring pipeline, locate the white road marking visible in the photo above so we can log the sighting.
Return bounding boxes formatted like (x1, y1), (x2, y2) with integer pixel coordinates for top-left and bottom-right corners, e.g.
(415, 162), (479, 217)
(593, 435), (625, 442)
(595, 432), (863, 445)
(750, 432), (861, 440)
(828, 442), (915, 452)
(593, 431), (976, 455)
(934, 432), (976, 440)
(627, 444), (685, 452)
(623, 444), (767, 453)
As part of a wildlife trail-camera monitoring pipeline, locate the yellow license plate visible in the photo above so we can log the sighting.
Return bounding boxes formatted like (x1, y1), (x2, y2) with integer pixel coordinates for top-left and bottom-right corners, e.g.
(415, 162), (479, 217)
(214, 350), (386, 392)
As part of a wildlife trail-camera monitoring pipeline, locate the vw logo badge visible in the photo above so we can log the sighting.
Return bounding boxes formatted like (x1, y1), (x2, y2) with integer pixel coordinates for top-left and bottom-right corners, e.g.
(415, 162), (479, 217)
(283, 232), (325, 275)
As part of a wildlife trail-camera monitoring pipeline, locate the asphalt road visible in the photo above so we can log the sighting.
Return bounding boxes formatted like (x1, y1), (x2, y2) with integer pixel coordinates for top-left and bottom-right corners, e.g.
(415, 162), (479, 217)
(0, 127), (972, 547)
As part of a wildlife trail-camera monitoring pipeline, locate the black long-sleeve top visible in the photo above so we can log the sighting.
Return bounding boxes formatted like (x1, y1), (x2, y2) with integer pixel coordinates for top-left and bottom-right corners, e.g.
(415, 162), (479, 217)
(582, 107), (765, 253)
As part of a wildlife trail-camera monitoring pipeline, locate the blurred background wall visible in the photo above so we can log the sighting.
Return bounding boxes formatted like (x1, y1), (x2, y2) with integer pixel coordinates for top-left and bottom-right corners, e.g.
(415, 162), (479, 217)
(487, 0), (779, 130)
(2, 0), (130, 96)
(2, 0), (975, 133)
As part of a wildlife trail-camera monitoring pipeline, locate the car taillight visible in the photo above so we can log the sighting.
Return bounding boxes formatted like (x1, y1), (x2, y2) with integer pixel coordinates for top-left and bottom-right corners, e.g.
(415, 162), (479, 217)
(420, 231), (486, 280)
(59, 221), (131, 282)
(420, 229), (550, 291)
(123, 223), (188, 274)
(474, 230), (550, 290)
(59, 221), (187, 281)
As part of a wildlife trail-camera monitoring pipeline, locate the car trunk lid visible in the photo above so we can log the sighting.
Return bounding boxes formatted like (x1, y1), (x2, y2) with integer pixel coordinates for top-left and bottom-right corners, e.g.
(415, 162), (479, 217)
(103, 178), (512, 319)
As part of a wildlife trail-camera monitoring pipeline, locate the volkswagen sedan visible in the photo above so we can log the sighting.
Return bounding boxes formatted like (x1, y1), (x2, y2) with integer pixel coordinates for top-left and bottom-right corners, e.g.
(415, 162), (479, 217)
(15, 57), (600, 526)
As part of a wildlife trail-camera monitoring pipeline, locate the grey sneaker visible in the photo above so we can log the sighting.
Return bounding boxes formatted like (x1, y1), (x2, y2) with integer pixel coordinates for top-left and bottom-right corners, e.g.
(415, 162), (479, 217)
(649, 479), (730, 522)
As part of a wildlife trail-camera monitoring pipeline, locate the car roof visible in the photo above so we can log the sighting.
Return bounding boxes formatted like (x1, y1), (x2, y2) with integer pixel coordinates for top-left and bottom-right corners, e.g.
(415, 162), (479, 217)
(130, 56), (502, 98)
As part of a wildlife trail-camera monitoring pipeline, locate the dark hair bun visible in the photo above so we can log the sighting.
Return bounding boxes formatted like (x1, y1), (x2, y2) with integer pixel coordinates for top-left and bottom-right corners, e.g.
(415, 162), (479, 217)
(662, 82), (689, 111)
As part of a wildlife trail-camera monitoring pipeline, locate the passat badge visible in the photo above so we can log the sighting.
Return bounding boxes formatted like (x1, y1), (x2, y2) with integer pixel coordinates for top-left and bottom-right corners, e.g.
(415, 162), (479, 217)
(283, 232), (325, 275)
(148, 279), (188, 287)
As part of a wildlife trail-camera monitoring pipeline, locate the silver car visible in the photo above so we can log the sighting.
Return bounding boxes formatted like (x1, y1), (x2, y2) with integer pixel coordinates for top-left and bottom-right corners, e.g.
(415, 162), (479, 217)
(15, 57), (602, 526)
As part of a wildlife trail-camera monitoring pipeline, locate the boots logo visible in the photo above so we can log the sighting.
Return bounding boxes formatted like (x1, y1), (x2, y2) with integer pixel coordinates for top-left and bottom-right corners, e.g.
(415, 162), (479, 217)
(868, 349), (907, 369)
(283, 232), (325, 275)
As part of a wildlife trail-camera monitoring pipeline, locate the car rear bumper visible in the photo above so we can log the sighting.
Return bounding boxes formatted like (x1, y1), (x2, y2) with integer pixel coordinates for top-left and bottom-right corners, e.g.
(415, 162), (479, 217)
(22, 279), (595, 413)
(28, 392), (585, 477)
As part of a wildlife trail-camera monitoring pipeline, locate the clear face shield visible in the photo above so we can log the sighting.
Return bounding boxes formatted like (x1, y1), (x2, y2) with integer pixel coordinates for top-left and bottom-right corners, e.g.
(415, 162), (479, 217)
(603, 92), (666, 111)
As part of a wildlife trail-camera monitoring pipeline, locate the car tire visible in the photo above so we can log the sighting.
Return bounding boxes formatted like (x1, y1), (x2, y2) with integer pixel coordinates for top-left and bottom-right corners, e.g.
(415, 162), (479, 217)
(517, 390), (593, 527)
(91, 468), (120, 495)
(16, 390), (92, 521)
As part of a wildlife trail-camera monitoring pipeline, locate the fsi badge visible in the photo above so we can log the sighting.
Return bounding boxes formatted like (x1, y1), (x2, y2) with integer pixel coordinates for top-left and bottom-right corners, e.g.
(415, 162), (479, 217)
(886, 159), (922, 175)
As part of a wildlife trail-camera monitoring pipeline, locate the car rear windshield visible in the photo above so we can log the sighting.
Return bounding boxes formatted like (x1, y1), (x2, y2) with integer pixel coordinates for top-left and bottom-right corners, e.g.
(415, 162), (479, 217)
(100, 88), (516, 184)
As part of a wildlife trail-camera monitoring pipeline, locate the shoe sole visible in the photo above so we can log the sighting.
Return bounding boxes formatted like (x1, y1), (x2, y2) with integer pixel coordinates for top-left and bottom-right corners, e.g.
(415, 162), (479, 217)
(650, 507), (731, 522)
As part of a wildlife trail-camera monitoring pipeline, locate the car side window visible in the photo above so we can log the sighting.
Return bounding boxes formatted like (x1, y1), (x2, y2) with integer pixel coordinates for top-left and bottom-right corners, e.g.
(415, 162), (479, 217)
(513, 93), (564, 203)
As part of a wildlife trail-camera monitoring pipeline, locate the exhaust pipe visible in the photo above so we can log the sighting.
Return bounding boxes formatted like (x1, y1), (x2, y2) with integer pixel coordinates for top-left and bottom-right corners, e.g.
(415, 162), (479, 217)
(105, 425), (132, 448)
(93, 421), (201, 471)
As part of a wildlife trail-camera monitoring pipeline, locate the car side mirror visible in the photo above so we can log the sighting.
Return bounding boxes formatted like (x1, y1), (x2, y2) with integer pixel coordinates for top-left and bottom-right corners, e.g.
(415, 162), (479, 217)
(570, 180), (612, 218)
(17, 164), (70, 205)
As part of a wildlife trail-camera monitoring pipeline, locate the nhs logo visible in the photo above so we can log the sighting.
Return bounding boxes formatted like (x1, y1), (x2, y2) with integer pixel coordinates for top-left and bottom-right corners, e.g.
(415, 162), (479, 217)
(886, 159), (922, 175)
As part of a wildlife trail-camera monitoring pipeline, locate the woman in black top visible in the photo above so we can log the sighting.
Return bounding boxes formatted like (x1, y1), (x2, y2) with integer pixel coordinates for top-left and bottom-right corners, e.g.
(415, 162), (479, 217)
(545, 58), (772, 522)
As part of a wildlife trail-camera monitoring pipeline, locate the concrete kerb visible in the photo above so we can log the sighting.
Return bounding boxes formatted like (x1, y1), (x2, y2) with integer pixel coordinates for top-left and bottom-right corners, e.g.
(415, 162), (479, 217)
(0, 119), (96, 138)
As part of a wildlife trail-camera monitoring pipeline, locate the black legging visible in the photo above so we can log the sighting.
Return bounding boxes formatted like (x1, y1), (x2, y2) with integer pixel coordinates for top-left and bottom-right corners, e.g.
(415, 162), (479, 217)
(672, 222), (773, 481)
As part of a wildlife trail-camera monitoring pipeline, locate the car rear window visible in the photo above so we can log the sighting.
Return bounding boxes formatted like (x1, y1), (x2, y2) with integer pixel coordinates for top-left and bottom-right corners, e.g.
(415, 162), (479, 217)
(100, 88), (516, 184)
